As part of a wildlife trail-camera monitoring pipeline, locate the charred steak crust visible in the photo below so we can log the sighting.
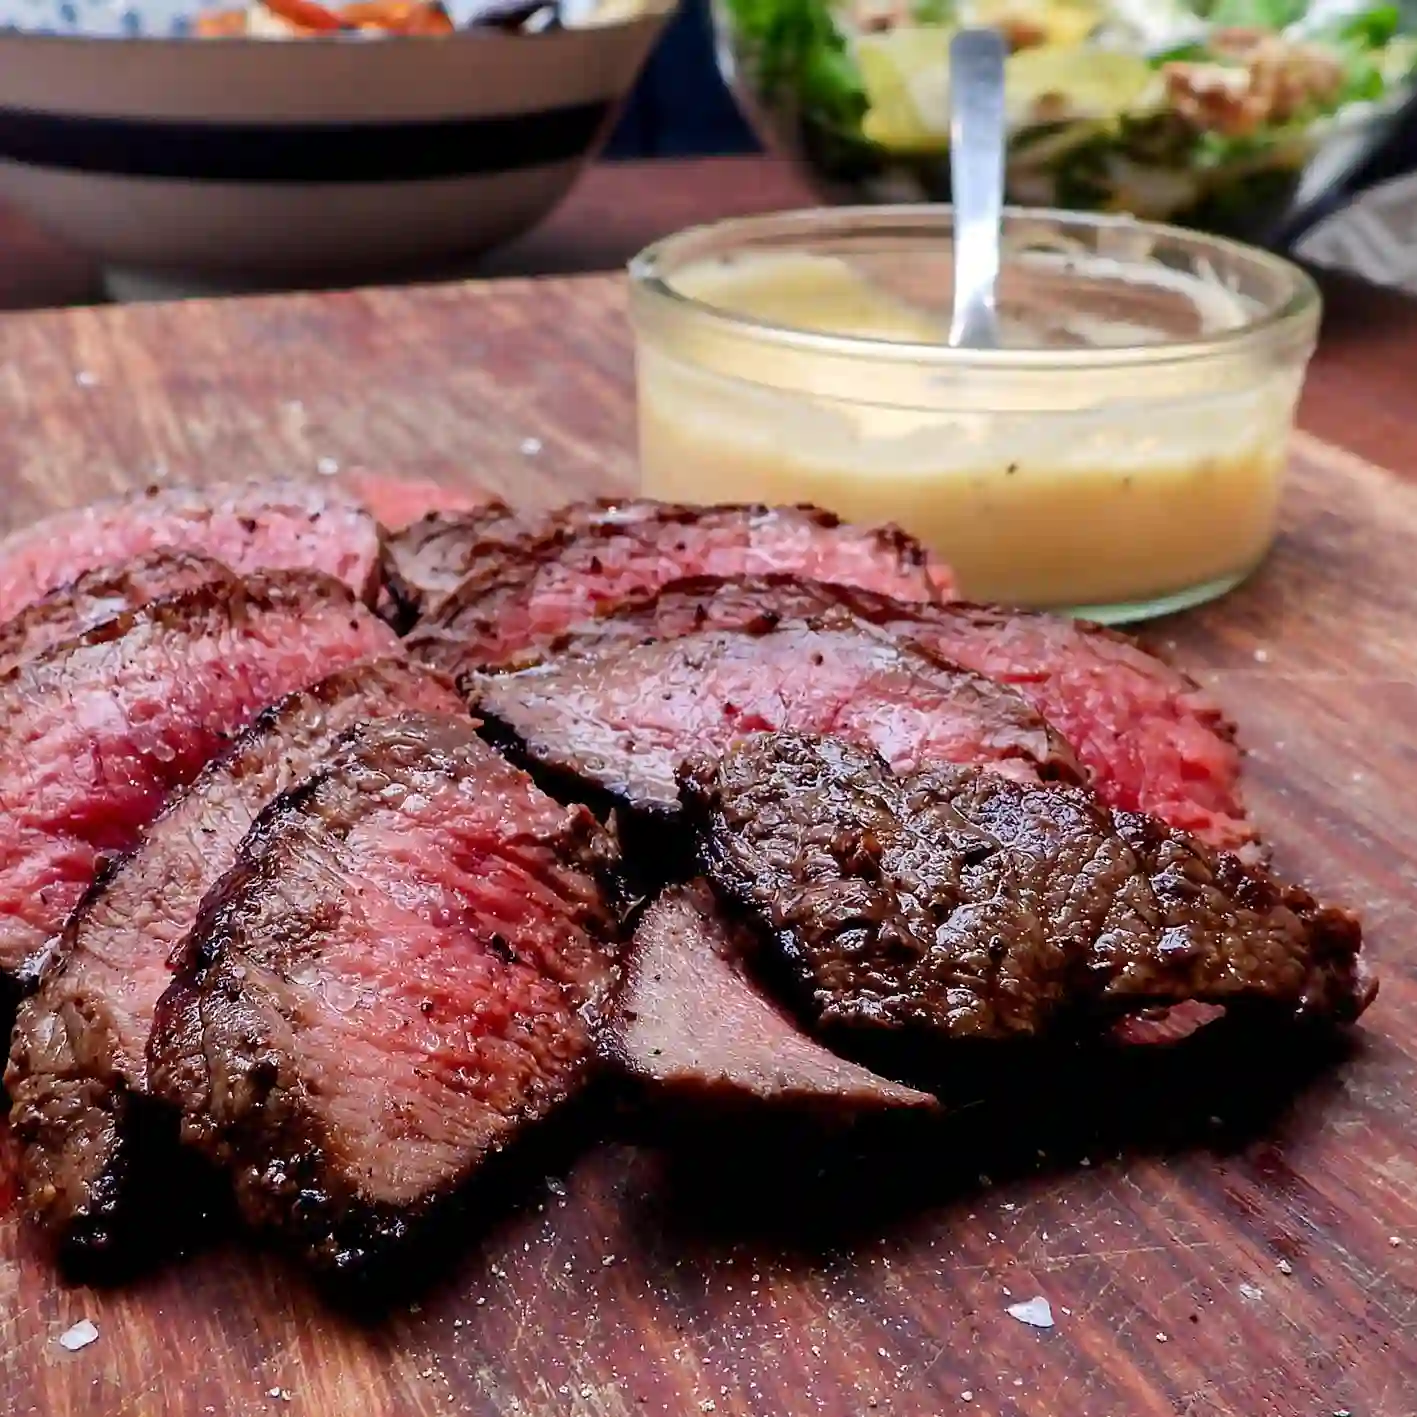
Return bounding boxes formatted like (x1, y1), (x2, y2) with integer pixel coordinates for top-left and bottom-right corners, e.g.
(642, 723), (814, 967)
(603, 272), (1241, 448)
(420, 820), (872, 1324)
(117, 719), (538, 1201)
(6, 659), (464, 1260)
(602, 882), (936, 1112)
(548, 574), (1249, 850)
(469, 620), (1079, 825)
(0, 479), (385, 622)
(680, 733), (1370, 1045)
(0, 549), (235, 672)
(405, 500), (952, 674)
(0, 571), (400, 999)
(149, 714), (622, 1276)
(380, 500), (540, 627)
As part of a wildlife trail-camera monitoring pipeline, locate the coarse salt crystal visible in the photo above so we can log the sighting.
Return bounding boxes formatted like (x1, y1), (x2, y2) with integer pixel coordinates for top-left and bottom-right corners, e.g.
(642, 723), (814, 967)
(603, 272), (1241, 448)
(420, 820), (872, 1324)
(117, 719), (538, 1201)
(58, 1321), (98, 1351)
(520, 437), (543, 457)
(1390, 1236), (1403, 1247)
(1254, 649), (1270, 663)
(316, 457), (340, 477)
(1156, 1333), (1168, 1343)
(1277, 1259), (1294, 1275)
(75, 370), (98, 388)
(1007, 1297), (1054, 1329)
(1239, 1283), (1264, 1300)
(961, 1391), (974, 1402)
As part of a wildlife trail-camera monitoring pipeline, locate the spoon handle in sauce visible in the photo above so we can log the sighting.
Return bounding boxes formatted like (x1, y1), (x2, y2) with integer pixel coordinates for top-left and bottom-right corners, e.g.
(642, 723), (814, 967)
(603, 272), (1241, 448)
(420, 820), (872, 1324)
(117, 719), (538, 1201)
(948, 27), (1006, 349)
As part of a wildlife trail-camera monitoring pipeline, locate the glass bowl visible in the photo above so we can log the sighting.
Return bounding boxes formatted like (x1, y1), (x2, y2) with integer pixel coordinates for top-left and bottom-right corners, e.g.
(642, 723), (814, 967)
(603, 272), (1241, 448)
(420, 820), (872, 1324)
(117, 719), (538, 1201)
(628, 204), (1321, 622)
(710, 0), (1417, 243)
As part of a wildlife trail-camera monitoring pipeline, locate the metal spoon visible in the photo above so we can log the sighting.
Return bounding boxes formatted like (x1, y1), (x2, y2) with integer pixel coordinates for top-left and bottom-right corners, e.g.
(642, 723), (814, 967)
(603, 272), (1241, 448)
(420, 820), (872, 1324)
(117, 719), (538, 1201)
(947, 27), (1007, 349)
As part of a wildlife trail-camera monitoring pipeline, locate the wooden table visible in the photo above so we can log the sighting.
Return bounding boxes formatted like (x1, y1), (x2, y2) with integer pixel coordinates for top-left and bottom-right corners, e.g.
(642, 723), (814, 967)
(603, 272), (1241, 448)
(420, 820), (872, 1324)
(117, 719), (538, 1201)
(1, 264), (1415, 1417)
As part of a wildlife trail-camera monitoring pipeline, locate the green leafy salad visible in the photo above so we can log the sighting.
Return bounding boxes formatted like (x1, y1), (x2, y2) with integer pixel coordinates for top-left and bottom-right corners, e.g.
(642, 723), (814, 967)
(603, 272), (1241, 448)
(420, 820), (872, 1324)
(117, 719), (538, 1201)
(718, 0), (1417, 230)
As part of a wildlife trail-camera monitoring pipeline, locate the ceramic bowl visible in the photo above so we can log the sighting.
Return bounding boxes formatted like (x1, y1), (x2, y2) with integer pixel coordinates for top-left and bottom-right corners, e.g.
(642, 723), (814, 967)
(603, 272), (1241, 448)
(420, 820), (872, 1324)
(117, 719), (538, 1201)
(0, 0), (671, 296)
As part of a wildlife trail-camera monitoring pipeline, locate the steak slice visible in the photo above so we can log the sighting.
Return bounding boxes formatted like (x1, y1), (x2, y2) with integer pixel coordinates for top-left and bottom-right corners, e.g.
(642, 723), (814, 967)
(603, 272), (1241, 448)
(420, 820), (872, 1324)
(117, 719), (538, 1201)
(0, 480), (383, 622)
(681, 732), (1371, 1046)
(381, 500), (541, 626)
(339, 472), (481, 532)
(473, 621), (1080, 825)
(557, 575), (1249, 850)
(603, 883), (935, 1113)
(0, 572), (399, 1002)
(148, 714), (622, 1277)
(6, 658), (464, 1263)
(405, 500), (953, 673)
(0, 550), (234, 673)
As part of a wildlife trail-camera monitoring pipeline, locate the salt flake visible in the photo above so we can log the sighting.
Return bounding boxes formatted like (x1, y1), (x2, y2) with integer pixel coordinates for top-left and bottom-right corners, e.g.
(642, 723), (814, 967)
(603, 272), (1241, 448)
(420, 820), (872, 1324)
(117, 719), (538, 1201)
(1007, 1297), (1054, 1329)
(58, 1321), (98, 1351)
(315, 457), (340, 477)
(520, 437), (543, 457)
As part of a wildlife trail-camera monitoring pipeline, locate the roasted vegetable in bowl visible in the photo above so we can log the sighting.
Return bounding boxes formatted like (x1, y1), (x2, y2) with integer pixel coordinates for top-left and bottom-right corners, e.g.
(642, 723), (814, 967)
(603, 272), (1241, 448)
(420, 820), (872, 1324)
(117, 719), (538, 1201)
(715, 0), (1417, 234)
(193, 0), (646, 35)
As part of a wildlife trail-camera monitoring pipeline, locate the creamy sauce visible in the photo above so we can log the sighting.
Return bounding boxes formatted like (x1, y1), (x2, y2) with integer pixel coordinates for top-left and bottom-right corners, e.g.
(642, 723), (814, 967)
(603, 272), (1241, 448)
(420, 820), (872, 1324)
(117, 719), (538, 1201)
(637, 251), (1300, 614)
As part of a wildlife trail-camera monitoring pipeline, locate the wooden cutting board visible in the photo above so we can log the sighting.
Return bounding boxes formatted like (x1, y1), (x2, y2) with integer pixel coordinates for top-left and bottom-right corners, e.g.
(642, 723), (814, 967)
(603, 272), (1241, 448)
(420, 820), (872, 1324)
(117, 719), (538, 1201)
(0, 278), (1413, 1417)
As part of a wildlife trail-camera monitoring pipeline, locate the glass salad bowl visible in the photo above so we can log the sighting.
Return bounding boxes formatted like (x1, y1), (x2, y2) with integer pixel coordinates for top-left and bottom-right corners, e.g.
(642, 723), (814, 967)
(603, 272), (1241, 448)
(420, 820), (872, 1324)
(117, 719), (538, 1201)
(712, 0), (1417, 242)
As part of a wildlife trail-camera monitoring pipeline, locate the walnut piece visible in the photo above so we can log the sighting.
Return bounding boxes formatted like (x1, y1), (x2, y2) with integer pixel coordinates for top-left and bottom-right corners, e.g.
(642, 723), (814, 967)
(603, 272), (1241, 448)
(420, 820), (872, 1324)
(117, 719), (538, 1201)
(1163, 34), (1345, 138)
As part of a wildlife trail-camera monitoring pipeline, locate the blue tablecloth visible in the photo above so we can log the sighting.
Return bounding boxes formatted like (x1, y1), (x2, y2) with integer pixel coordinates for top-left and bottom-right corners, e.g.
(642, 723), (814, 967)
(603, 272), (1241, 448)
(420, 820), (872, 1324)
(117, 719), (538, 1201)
(604, 0), (759, 158)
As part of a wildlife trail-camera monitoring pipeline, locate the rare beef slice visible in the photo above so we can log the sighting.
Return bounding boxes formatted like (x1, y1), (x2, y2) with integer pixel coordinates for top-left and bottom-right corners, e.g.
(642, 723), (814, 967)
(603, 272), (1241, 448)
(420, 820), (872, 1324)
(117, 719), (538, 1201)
(148, 714), (622, 1277)
(554, 575), (1249, 850)
(381, 500), (544, 625)
(0, 480), (383, 621)
(0, 549), (235, 673)
(405, 499), (954, 672)
(602, 883), (935, 1113)
(681, 733), (1371, 1046)
(472, 621), (1079, 825)
(5, 658), (464, 1262)
(0, 572), (399, 1002)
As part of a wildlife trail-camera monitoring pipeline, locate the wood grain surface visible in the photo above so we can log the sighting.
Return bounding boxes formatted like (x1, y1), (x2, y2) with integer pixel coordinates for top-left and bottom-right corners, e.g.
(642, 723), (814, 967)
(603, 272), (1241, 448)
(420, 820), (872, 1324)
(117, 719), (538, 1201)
(0, 275), (1414, 1417)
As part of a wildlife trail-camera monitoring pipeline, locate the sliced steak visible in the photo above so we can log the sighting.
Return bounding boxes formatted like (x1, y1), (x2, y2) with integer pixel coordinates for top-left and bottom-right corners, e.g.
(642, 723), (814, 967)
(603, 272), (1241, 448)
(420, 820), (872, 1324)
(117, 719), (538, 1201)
(0, 481), (383, 622)
(0, 550), (234, 673)
(603, 883), (935, 1113)
(558, 575), (1249, 850)
(339, 471), (480, 533)
(473, 621), (1079, 826)
(148, 714), (621, 1276)
(406, 501), (953, 673)
(6, 658), (464, 1262)
(682, 733), (1371, 1047)
(381, 500), (542, 625)
(0, 572), (399, 1002)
